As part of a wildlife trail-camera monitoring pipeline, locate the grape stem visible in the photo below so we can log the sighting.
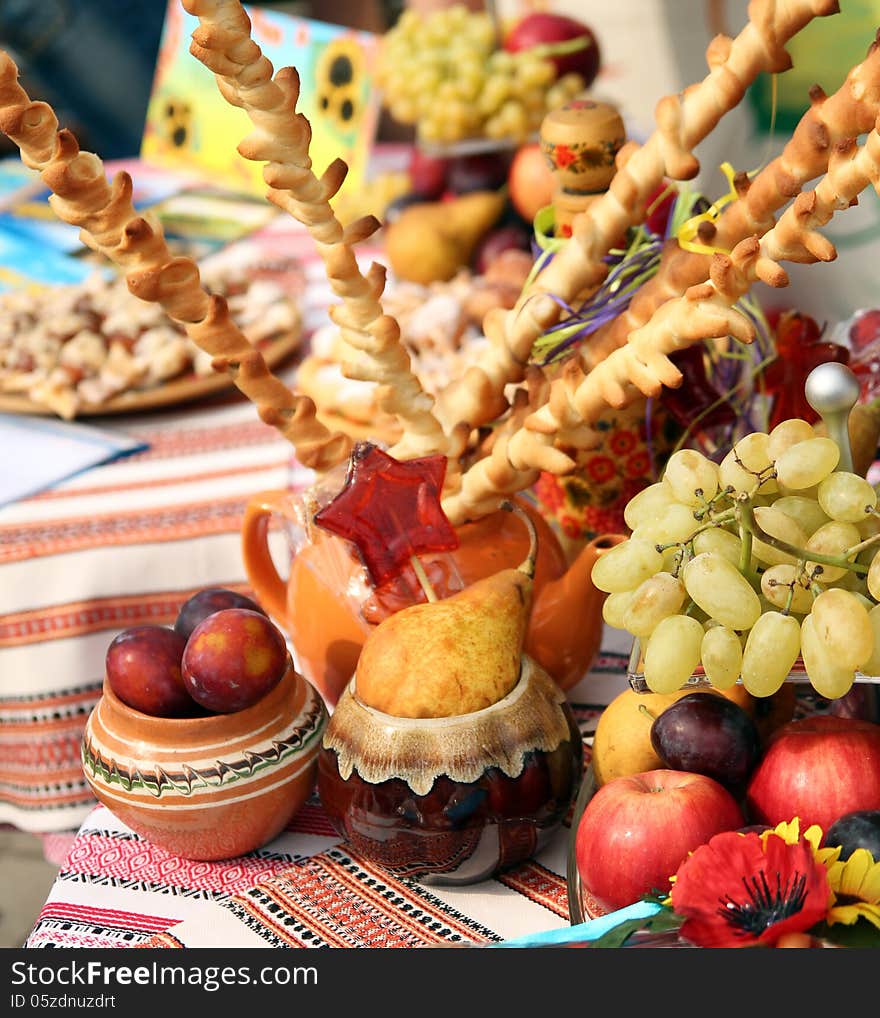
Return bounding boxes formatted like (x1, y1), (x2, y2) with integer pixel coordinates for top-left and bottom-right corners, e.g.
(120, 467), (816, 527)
(655, 508), (736, 553)
(842, 531), (880, 561)
(738, 518), (754, 582)
(736, 496), (868, 577)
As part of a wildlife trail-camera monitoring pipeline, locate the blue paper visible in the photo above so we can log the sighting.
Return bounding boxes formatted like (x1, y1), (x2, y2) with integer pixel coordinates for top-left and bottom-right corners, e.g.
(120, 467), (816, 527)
(0, 415), (148, 506)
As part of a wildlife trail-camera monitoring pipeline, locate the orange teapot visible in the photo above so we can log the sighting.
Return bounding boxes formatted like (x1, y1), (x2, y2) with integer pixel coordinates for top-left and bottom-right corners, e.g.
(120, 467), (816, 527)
(242, 489), (623, 707)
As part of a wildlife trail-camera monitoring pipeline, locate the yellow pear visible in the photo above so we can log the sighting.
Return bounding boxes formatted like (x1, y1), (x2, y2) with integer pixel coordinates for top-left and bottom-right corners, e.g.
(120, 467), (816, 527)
(383, 190), (506, 285)
(356, 503), (536, 718)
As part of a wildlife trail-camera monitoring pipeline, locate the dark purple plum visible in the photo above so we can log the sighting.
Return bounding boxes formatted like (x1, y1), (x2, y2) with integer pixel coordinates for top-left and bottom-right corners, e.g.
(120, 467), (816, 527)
(446, 152), (511, 195)
(174, 587), (266, 642)
(106, 625), (195, 718)
(824, 809), (880, 860)
(182, 608), (288, 713)
(472, 223), (531, 274)
(650, 692), (761, 792)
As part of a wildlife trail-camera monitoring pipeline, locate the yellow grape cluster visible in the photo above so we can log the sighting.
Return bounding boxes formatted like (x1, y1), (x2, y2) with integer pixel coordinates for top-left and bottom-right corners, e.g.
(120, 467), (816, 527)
(376, 5), (586, 144)
(592, 417), (880, 701)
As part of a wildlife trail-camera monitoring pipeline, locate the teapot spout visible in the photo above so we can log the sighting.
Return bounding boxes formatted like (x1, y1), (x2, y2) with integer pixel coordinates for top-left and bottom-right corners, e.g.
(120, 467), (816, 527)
(526, 533), (628, 692)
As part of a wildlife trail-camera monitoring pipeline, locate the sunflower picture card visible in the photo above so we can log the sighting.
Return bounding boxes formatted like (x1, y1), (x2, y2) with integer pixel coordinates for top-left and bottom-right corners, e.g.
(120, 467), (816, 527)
(141, 0), (380, 202)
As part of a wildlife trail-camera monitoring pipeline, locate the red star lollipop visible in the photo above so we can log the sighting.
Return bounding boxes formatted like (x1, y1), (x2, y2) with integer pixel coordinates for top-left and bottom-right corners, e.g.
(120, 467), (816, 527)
(312, 442), (459, 587)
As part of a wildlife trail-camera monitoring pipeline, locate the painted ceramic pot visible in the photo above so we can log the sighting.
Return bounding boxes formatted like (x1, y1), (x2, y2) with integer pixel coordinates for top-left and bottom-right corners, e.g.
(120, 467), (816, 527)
(540, 99), (626, 233)
(317, 655), (583, 885)
(533, 396), (677, 559)
(81, 662), (327, 861)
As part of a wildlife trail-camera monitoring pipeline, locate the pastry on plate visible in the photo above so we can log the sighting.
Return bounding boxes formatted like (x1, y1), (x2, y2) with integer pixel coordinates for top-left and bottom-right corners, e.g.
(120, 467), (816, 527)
(0, 261), (303, 418)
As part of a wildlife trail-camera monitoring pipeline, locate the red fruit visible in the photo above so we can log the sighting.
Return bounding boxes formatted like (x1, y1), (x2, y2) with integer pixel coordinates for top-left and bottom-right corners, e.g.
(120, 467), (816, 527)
(575, 768), (744, 914)
(106, 625), (195, 718)
(507, 142), (555, 224)
(407, 149), (449, 200)
(504, 13), (601, 88)
(182, 608), (289, 714)
(174, 586), (266, 642)
(745, 715), (880, 833)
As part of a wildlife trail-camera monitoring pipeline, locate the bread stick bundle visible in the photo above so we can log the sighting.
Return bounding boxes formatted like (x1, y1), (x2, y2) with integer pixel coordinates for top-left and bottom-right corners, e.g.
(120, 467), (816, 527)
(431, 0), (840, 442)
(583, 27), (880, 369)
(440, 115), (880, 525)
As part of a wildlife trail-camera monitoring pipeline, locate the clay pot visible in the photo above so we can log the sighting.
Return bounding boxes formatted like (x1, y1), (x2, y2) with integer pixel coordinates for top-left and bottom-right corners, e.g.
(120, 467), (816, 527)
(243, 490), (624, 706)
(81, 663), (327, 860)
(316, 655), (583, 885)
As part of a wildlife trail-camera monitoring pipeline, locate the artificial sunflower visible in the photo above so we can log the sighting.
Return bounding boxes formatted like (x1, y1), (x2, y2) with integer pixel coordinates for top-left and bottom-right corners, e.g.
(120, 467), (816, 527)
(763, 817), (880, 935)
(668, 828), (829, 948)
(824, 848), (880, 930)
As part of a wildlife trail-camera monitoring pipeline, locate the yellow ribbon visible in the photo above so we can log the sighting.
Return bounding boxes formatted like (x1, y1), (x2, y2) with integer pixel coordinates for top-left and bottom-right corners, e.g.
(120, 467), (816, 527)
(676, 160), (741, 255)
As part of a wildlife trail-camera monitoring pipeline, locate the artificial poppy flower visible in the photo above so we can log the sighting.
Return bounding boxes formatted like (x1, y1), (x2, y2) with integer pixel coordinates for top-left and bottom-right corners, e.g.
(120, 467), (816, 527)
(669, 828), (830, 948)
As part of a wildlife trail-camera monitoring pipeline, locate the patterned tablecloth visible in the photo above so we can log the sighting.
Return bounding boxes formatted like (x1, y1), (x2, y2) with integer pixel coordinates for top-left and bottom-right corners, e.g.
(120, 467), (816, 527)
(22, 628), (633, 950)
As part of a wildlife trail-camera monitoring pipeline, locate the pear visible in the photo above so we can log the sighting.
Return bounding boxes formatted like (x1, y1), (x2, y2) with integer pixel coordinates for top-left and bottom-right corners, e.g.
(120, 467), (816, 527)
(356, 502), (537, 718)
(383, 190), (506, 285)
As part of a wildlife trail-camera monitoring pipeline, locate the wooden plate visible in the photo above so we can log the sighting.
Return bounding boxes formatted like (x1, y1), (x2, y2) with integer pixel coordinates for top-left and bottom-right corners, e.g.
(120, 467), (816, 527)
(0, 328), (302, 418)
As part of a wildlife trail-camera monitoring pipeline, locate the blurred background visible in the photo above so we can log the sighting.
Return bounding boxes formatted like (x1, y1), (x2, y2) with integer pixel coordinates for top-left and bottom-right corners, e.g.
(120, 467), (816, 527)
(0, 1), (405, 162)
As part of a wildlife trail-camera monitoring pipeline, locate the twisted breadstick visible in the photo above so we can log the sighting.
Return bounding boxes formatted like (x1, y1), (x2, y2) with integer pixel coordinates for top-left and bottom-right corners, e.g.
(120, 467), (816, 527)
(442, 118), (880, 524)
(431, 0), (839, 440)
(0, 51), (350, 470)
(182, 0), (448, 462)
(583, 26), (880, 369)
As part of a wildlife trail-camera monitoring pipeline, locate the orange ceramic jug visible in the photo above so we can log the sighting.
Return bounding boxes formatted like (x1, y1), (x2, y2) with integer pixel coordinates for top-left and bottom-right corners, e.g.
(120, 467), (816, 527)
(242, 489), (624, 707)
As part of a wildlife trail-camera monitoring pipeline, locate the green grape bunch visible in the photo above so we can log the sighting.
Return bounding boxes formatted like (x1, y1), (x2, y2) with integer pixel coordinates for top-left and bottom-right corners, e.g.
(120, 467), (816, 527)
(592, 417), (880, 701)
(376, 5), (586, 145)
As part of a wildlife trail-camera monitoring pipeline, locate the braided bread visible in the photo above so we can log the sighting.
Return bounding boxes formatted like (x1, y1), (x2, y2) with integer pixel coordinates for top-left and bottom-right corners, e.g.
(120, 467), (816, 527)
(182, 0), (448, 462)
(583, 27), (880, 369)
(442, 115), (880, 525)
(0, 51), (350, 470)
(431, 0), (840, 441)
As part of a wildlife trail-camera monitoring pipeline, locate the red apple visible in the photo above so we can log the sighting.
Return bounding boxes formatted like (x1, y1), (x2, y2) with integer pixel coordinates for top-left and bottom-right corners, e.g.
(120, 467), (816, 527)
(408, 148), (449, 200)
(575, 768), (744, 914)
(504, 13), (601, 88)
(507, 142), (555, 224)
(745, 715), (880, 834)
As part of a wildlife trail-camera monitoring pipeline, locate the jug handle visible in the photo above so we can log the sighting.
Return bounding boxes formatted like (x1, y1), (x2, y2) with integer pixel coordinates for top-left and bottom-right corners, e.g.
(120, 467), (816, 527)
(241, 489), (301, 626)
